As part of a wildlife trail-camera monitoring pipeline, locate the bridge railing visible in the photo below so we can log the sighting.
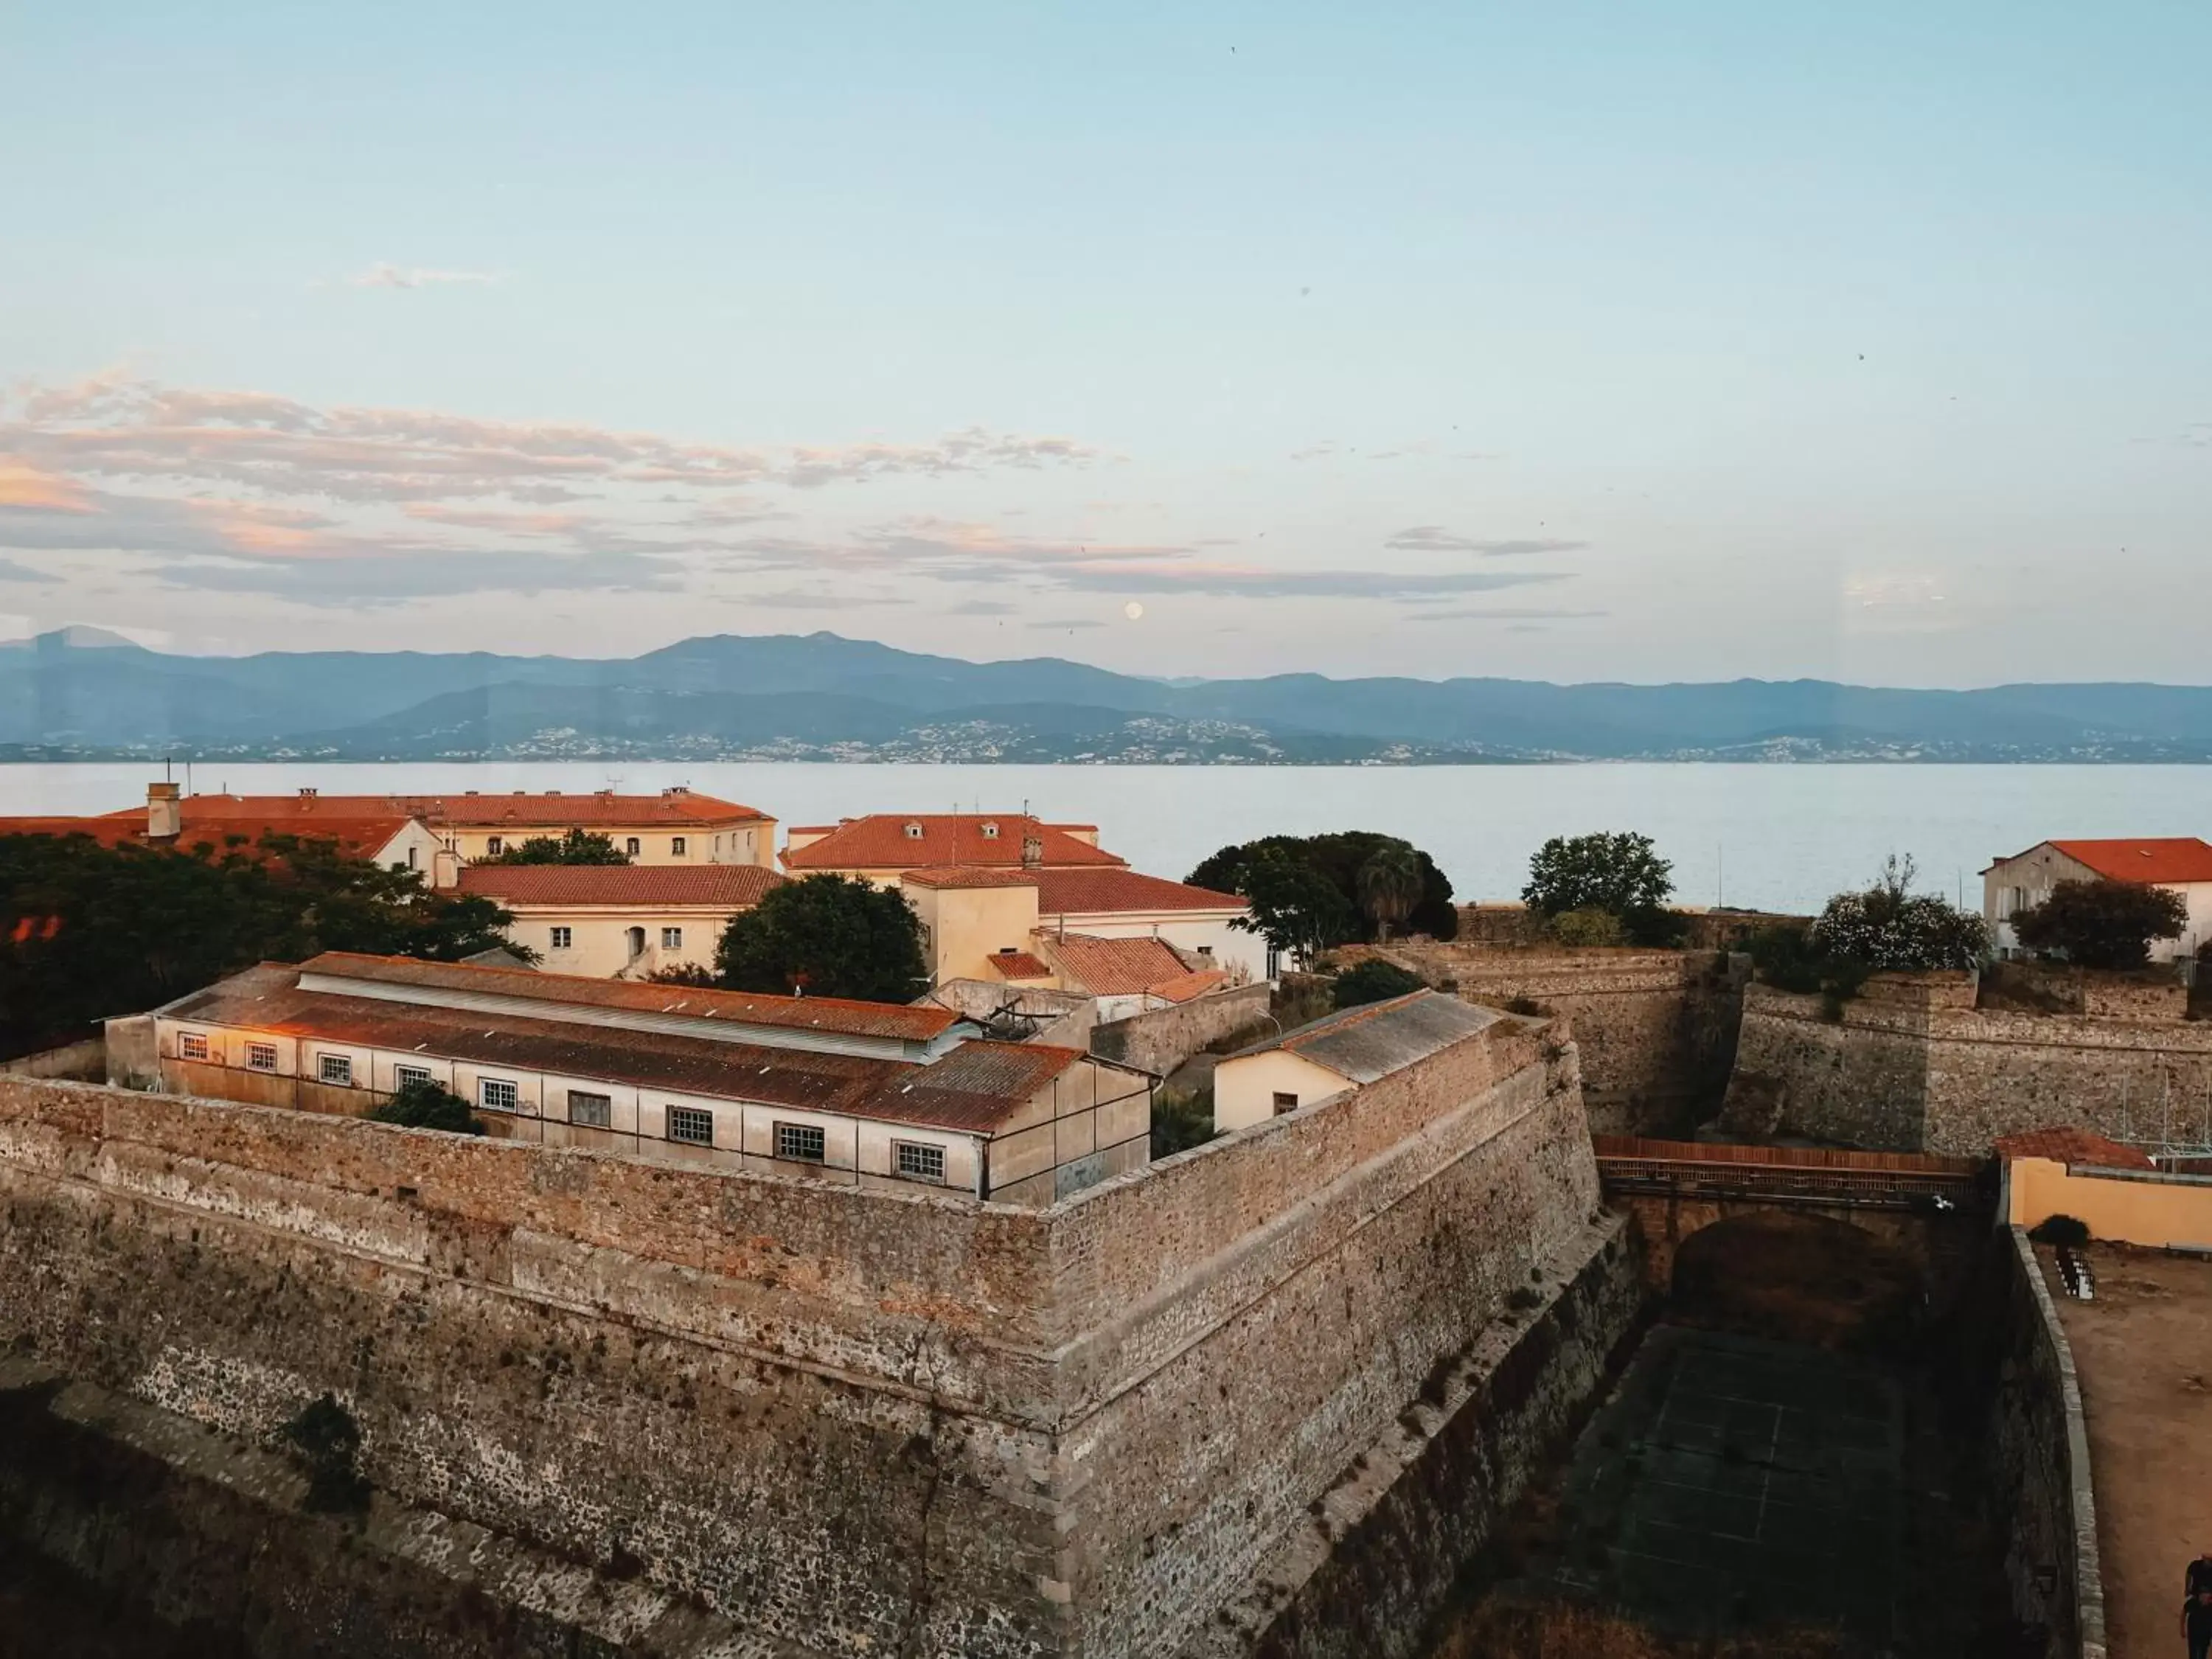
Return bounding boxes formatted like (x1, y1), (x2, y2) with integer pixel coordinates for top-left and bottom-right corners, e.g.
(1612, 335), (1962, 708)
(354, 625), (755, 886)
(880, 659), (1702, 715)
(1592, 1135), (1986, 1206)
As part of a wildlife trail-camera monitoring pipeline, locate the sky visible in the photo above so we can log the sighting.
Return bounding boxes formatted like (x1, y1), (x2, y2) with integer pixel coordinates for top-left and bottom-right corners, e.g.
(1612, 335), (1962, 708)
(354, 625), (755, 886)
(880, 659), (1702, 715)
(1, 1), (2208, 686)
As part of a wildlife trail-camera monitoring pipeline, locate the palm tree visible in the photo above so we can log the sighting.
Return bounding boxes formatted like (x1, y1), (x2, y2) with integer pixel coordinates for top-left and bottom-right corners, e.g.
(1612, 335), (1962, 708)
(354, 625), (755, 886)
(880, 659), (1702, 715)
(1355, 844), (1424, 944)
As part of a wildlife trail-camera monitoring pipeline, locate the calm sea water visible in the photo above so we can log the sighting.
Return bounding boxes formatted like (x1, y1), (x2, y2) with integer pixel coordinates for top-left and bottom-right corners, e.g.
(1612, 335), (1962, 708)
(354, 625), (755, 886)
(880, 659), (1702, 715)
(7, 762), (2212, 917)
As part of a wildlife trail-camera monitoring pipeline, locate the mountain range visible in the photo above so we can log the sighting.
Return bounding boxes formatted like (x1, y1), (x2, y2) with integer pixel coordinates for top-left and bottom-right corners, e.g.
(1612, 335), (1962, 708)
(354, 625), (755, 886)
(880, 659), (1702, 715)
(4, 627), (2211, 764)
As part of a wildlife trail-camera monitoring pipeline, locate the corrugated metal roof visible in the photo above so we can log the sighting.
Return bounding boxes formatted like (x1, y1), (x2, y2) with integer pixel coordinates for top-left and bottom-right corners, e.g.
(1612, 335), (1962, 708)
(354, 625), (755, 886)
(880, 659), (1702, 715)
(1228, 990), (1500, 1084)
(166, 968), (1078, 1134)
(296, 951), (959, 1043)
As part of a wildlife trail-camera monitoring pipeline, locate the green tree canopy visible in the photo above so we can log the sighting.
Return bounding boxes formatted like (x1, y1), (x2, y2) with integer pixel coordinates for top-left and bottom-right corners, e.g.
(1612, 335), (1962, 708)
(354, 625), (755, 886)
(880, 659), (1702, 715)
(2012, 878), (2188, 970)
(479, 830), (630, 866)
(1332, 958), (1426, 1009)
(1520, 831), (1683, 947)
(368, 1077), (484, 1135)
(0, 830), (521, 1060)
(1186, 832), (1457, 953)
(713, 873), (928, 1003)
(1808, 855), (1987, 973)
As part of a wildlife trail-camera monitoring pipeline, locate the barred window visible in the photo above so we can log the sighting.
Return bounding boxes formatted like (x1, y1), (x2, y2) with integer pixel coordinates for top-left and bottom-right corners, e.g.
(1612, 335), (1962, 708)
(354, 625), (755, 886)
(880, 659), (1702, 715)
(479, 1077), (519, 1113)
(894, 1141), (947, 1183)
(773, 1122), (826, 1163)
(1272, 1091), (1299, 1116)
(246, 1042), (279, 1073)
(393, 1064), (432, 1091)
(318, 1053), (353, 1087)
(669, 1105), (714, 1145)
(568, 1091), (612, 1129)
(177, 1032), (209, 1061)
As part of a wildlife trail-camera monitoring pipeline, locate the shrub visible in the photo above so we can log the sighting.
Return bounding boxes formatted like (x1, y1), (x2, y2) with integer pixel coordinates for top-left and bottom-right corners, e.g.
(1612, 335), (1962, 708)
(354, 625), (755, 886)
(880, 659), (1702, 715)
(368, 1077), (482, 1135)
(1808, 855), (1986, 972)
(2013, 878), (2189, 970)
(1332, 958), (1425, 1009)
(1548, 906), (1627, 948)
(2028, 1214), (2091, 1248)
(1150, 1087), (1218, 1158)
(478, 830), (629, 866)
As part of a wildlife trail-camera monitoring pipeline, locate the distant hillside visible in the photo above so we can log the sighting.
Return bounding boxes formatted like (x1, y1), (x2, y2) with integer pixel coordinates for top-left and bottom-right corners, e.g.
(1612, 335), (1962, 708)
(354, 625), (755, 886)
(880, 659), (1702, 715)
(4, 629), (2211, 763)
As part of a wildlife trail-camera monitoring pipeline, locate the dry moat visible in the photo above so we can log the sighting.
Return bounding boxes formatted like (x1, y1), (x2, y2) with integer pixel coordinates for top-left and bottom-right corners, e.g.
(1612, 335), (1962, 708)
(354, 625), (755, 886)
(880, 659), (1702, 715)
(1422, 1208), (2026, 1659)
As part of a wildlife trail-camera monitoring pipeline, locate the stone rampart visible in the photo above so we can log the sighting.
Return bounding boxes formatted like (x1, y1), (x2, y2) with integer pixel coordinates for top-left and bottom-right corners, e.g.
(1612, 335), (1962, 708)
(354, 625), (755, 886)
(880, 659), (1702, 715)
(1368, 944), (1745, 1135)
(1088, 981), (1270, 1077)
(1730, 984), (2212, 1155)
(0, 1004), (1605, 1658)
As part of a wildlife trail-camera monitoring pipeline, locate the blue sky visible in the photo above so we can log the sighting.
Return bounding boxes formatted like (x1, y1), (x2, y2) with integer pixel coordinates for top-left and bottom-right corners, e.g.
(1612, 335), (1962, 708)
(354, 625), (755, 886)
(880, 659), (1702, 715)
(2, 2), (2207, 684)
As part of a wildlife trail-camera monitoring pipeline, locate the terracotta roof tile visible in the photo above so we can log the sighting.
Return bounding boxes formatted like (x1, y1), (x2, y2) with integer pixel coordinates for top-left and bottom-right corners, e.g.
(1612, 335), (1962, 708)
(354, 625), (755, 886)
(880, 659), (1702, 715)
(1032, 867), (1246, 916)
(458, 864), (783, 908)
(902, 866), (1042, 891)
(783, 815), (1124, 872)
(103, 790), (771, 830)
(987, 950), (1053, 979)
(2045, 838), (2212, 886)
(0, 812), (415, 859)
(1046, 934), (1195, 998)
(1993, 1127), (2155, 1169)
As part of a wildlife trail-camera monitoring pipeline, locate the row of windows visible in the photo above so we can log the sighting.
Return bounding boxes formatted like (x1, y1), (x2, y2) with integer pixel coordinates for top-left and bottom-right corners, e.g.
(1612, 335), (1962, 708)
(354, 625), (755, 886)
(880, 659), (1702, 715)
(482, 836), (691, 858)
(546, 925), (684, 952)
(179, 1032), (949, 1180)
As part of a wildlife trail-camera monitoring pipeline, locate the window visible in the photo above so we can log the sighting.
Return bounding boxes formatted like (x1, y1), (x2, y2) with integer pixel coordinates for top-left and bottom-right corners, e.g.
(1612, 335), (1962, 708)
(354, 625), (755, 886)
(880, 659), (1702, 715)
(246, 1042), (278, 1073)
(894, 1141), (947, 1183)
(773, 1121), (826, 1163)
(661, 926), (683, 950)
(1272, 1091), (1299, 1116)
(318, 1054), (354, 1087)
(479, 1077), (519, 1113)
(981, 821), (999, 839)
(549, 925), (573, 950)
(487, 836), (504, 856)
(1196, 945), (1215, 957)
(668, 1105), (714, 1145)
(671, 836), (686, 856)
(407, 844), (419, 869)
(625, 837), (641, 857)
(903, 821), (922, 839)
(568, 1091), (612, 1129)
(177, 1032), (209, 1061)
(394, 1064), (432, 1091)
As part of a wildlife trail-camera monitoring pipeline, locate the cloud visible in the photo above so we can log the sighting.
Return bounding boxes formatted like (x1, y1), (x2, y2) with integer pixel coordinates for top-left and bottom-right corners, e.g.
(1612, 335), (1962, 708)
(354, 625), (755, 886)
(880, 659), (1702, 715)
(947, 598), (1019, 615)
(153, 549), (681, 605)
(1384, 526), (1585, 557)
(1289, 442), (1338, 462)
(1032, 617), (1105, 629)
(0, 459), (94, 514)
(740, 587), (909, 610)
(347, 262), (501, 289)
(0, 557), (49, 582)
(1405, 607), (1607, 623)
(401, 504), (587, 535)
(1051, 566), (1570, 600)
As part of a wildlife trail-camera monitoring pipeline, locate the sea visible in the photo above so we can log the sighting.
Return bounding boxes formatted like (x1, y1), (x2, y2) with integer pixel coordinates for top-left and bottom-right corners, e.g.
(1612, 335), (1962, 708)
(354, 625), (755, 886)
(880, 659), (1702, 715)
(8, 761), (2212, 917)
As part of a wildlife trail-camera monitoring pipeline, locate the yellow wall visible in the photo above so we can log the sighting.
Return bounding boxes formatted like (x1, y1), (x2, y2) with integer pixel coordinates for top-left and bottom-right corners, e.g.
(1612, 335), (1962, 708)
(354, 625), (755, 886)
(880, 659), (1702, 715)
(2007, 1156), (2212, 1249)
(905, 881), (1043, 984)
(502, 905), (736, 978)
(447, 818), (773, 868)
(1213, 1049), (1353, 1133)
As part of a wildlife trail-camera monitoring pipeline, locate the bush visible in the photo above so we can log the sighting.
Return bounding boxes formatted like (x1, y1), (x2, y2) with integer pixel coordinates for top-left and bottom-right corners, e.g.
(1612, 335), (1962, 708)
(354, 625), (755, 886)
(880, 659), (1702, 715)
(1332, 958), (1425, 1009)
(2013, 878), (2189, 970)
(2028, 1213), (2091, 1248)
(1808, 855), (1986, 972)
(1150, 1087), (1218, 1158)
(282, 1393), (371, 1513)
(369, 1077), (483, 1135)
(1548, 906), (1627, 948)
(1746, 925), (1824, 992)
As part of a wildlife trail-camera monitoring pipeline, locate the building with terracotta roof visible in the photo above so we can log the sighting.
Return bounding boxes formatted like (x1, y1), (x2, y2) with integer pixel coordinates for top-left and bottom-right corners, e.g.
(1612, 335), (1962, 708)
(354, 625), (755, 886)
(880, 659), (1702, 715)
(457, 863), (784, 979)
(0, 782), (445, 877)
(1027, 933), (1229, 1020)
(1030, 866), (1259, 982)
(782, 813), (1125, 883)
(1983, 837), (2212, 961)
(1212, 991), (1504, 1132)
(129, 950), (1150, 1206)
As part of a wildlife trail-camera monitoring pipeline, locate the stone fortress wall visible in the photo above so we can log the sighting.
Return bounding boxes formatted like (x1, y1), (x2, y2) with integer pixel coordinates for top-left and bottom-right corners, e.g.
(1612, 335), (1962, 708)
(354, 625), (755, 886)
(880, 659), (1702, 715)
(0, 1001), (1617, 1658)
(1728, 972), (2212, 1155)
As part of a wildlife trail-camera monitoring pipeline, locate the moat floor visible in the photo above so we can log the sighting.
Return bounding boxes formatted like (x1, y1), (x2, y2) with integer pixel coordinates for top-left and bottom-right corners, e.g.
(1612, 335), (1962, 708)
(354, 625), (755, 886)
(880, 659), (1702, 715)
(1540, 1327), (1905, 1638)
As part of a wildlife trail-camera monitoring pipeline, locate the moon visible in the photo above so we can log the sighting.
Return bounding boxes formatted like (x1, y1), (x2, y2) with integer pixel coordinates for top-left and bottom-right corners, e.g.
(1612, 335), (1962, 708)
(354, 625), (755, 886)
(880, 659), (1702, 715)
(1123, 602), (1145, 621)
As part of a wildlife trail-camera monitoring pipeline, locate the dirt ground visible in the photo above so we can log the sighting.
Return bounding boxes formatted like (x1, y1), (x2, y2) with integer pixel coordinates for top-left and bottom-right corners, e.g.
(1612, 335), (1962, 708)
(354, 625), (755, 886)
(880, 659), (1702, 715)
(2047, 1245), (2212, 1659)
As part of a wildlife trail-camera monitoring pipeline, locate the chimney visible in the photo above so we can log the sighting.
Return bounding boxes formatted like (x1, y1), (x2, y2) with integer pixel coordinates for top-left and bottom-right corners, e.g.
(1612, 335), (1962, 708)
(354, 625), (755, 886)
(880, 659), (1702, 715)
(298, 787), (317, 801)
(147, 781), (181, 841)
(1021, 834), (1044, 869)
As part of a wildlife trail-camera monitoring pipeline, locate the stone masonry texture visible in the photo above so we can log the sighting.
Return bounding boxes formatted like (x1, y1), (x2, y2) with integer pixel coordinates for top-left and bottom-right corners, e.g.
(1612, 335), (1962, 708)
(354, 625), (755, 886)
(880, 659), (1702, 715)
(0, 1008), (1603, 1658)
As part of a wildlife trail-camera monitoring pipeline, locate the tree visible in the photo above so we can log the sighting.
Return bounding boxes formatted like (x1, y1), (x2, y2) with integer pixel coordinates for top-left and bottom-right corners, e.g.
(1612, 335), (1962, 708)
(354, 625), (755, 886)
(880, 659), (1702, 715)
(1548, 906), (1628, 948)
(714, 873), (928, 1003)
(2012, 879), (2188, 970)
(479, 830), (629, 866)
(1332, 958), (1425, 1009)
(0, 830), (522, 1060)
(369, 1077), (484, 1135)
(1806, 855), (1986, 973)
(1522, 832), (1674, 919)
(1232, 848), (1357, 967)
(1189, 832), (1457, 947)
(1355, 844), (1424, 944)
